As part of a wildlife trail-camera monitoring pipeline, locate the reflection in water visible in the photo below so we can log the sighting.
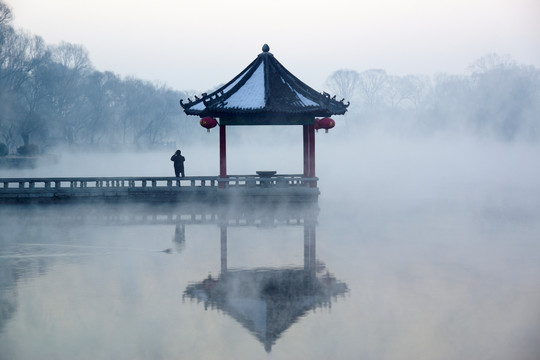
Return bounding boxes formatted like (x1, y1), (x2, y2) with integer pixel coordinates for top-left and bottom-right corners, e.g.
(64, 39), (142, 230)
(183, 211), (348, 352)
(173, 224), (186, 253)
(0, 202), (348, 354)
(0, 259), (19, 334)
(1, 190), (538, 359)
(1, 233), (61, 335)
(184, 268), (347, 353)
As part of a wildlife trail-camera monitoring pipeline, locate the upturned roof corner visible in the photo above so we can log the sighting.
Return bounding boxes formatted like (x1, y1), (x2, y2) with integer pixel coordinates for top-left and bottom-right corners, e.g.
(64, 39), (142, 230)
(180, 44), (349, 124)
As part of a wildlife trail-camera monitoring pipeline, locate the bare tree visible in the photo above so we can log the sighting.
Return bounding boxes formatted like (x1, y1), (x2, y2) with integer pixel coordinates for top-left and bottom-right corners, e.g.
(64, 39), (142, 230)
(0, 1), (12, 27)
(395, 75), (432, 109)
(469, 60), (540, 140)
(325, 69), (360, 101)
(50, 42), (92, 74)
(358, 69), (388, 107)
(16, 36), (51, 146)
(46, 43), (94, 144)
(0, 29), (51, 146)
(381, 75), (404, 108)
(469, 53), (516, 75)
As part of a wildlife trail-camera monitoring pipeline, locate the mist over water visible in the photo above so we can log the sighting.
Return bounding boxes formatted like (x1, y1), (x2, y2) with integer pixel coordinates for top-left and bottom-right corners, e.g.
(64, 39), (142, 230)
(1, 128), (540, 359)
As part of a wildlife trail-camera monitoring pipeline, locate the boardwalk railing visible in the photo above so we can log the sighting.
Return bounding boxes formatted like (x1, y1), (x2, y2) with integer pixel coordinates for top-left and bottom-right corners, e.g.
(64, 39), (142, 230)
(0, 174), (318, 203)
(0, 176), (219, 190)
(218, 174), (316, 188)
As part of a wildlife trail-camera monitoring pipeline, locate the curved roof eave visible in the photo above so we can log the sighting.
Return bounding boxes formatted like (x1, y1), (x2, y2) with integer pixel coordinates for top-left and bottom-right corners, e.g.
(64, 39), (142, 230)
(180, 45), (350, 118)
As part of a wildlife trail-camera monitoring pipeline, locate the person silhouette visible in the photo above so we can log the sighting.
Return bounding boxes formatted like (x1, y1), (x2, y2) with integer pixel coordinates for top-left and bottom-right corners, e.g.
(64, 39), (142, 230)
(170, 150), (185, 177)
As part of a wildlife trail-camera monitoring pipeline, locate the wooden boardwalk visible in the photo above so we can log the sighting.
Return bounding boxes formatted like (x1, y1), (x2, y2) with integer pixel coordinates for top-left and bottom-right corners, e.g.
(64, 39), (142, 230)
(0, 174), (319, 204)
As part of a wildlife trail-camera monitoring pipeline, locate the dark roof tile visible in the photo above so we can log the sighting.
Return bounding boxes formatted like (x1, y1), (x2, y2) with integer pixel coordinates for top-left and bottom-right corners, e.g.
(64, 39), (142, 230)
(180, 45), (349, 120)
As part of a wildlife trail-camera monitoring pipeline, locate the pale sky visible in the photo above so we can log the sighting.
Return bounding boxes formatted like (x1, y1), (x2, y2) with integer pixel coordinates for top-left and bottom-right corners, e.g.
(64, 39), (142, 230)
(6, 0), (540, 92)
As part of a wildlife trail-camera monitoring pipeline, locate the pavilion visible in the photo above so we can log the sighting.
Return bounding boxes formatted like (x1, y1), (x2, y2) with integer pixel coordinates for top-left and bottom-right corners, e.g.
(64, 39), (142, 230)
(180, 44), (349, 183)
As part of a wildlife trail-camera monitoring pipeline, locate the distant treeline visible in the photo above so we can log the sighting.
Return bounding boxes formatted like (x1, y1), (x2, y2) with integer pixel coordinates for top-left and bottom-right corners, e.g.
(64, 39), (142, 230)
(0, 1), (199, 155)
(325, 56), (540, 141)
(1, 1), (539, 157)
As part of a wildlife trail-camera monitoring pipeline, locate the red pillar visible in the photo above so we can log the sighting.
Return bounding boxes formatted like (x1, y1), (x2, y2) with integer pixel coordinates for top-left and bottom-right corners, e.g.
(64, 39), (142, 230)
(303, 125), (309, 176)
(309, 124), (315, 178)
(303, 123), (316, 187)
(308, 124), (316, 187)
(219, 124), (227, 178)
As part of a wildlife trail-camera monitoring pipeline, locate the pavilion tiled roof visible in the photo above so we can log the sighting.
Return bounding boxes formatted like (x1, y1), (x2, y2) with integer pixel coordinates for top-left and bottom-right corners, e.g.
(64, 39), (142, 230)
(180, 44), (349, 121)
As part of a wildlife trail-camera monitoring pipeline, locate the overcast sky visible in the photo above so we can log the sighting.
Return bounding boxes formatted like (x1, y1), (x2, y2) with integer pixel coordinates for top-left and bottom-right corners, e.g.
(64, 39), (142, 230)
(7, 0), (540, 92)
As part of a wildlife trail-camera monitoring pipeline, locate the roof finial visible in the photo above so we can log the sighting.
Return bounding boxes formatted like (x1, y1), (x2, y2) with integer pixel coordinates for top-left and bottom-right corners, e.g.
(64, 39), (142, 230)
(262, 44), (270, 53)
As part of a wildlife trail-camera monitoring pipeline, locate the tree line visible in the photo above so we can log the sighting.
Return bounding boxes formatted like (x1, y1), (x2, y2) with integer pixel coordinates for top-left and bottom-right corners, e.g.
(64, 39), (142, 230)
(0, 1), (198, 156)
(325, 54), (540, 141)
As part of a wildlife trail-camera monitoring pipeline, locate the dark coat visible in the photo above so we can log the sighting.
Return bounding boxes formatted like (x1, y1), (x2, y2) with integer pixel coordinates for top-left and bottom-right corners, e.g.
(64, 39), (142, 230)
(171, 154), (185, 170)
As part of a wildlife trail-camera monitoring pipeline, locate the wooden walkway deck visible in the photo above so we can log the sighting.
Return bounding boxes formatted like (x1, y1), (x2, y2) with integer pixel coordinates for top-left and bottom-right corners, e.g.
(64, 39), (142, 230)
(0, 174), (319, 204)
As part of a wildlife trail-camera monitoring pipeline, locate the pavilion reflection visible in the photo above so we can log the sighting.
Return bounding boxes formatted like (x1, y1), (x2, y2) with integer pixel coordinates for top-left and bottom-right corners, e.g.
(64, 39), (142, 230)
(0, 202), (318, 228)
(0, 202), (348, 351)
(183, 205), (348, 352)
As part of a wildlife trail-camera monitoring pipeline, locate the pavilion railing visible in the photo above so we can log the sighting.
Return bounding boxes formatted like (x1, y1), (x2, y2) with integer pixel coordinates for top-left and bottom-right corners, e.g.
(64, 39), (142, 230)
(0, 174), (318, 193)
(218, 174), (318, 188)
(0, 176), (219, 190)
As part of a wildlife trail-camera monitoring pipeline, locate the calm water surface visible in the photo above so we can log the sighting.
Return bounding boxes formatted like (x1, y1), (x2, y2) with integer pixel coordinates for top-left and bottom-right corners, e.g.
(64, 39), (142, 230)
(1, 139), (539, 359)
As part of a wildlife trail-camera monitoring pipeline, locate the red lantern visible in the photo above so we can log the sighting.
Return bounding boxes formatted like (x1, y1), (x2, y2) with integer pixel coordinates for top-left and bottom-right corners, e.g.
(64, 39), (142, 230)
(318, 117), (335, 133)
(314, 118), (321, 132)
(200, 117), (217, 132)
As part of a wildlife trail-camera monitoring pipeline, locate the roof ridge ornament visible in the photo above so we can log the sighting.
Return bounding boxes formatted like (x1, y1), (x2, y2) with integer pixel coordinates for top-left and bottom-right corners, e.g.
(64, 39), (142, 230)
(262, 44), (270, 53)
